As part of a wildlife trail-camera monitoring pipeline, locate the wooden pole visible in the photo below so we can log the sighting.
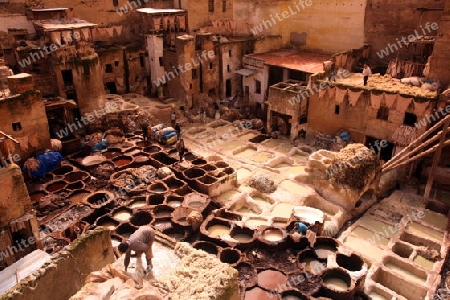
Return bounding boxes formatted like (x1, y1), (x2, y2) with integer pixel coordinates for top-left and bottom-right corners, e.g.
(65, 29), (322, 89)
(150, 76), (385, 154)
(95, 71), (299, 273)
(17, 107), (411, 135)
(384, 129), (443, 172)
(382, 139), (450, 174)
(424, 117), (450, 199)
(383, 113), (450, 169)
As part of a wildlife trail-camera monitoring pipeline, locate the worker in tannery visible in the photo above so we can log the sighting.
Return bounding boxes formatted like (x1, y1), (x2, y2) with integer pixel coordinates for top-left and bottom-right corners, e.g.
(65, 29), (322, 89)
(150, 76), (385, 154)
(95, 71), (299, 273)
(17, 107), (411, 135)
(118, 226), (155, 274)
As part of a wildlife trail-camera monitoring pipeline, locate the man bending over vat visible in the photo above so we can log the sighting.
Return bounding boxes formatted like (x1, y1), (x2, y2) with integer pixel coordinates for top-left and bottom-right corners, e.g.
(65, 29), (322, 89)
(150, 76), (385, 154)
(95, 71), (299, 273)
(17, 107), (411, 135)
(118, 226), (155, 274)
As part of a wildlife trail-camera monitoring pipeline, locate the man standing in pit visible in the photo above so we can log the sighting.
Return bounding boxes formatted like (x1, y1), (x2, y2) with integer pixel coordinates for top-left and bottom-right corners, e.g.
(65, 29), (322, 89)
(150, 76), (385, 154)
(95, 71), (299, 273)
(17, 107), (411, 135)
(118, 226), (155, 274)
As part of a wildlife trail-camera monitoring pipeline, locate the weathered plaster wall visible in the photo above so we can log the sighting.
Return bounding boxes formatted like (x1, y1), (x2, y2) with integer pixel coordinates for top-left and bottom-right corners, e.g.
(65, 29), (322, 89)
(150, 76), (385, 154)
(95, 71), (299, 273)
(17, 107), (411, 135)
(146, 35), (165, 94)
(25, 0), (172, 26)
(364, 0), (444, 65)
(0, 165), (31, 228)
(219, 42), (243, 99)
(0, 92), (51, 160)
(197, 34), (220, 98)
(54, 57), (106, 114)
(242, 65), (268, 103)
(234, 0), (367, 54)
(3, 228), (115, 300)
(98, 48), (126, 94)
(181, 0), (233, 31)
(427, 0), (450, 86)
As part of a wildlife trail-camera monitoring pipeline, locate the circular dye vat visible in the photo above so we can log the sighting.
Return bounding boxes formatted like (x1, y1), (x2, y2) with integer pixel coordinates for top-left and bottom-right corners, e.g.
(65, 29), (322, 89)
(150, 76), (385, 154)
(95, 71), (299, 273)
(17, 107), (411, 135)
(69, 190), (90, 205)
(323, 277), (349, 291)
(149, 182), (167, 193)
(130, 211), (152, 227)
(207, 224), (230, 237)
(64, 171), (89, 183)
(113, 156), (133, 167)
(113, 208), (132, 221)
(115, 223), (136, 238)
(257, 269), (287, 292)
(336, 253), (364, 272)
(148, 194), (165, 205)
(230, 226), (255, 244)
(193, 241), (219, 256)
(51, 165), (74, 176)
(280, 290), (308, 300)
(152, 205), (174, 218)
(244, 287), (275, 300)
(30, 191), (47, 203)
(151, 217), (172, 231)
(96, 216), (119, 230)
(46, 181), (67, 193)
(219, 248), (241, 265)
(261, 228), (284, 242)
(130, 200), (146, 208)
(245, 217), (269, 229)
(163, 227), (187, 241)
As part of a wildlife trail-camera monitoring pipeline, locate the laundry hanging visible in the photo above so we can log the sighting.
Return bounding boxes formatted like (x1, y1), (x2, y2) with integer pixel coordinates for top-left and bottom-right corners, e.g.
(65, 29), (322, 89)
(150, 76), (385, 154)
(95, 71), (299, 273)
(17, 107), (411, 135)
(113, 25), (123, 37)
(348, 90), (364, 106)
(395, 96), (413, 113)
(153, 17), (162, 31)
(177, 16), (186, 30)
(105, 27), (115, 38)
(335, 87), (347, 104)
(370, 92), (384, 110)
(81, 28), (91, 41)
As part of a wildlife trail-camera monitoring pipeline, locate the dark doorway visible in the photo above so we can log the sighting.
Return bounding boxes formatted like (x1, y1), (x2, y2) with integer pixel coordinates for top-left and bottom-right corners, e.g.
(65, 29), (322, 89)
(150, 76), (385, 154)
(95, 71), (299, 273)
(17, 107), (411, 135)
(365, 136), (394, 161)
(61, 70), (73, 85)
(289, 69), (307, 81)
(66, 92), (77, 102)
(244, 86), (249, 102)
(268, 66), (284, 86)
(105, 82), (118, 94)
(226, 79), (232, 97)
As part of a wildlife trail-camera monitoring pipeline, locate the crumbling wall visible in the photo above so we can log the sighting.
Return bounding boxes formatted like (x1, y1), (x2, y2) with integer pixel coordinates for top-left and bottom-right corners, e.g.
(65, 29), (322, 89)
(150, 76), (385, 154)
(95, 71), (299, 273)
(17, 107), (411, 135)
(2, 228), (114, 300)
(0, 164), (31, 228)
(98, 48), (126, 94)
(0, 92), (51, 160)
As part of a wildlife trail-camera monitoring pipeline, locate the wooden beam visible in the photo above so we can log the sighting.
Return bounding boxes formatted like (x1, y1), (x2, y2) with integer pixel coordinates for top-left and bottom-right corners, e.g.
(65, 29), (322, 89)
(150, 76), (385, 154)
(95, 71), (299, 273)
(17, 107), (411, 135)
(383, 113), (450, 169)
(424, 117), (450, 199)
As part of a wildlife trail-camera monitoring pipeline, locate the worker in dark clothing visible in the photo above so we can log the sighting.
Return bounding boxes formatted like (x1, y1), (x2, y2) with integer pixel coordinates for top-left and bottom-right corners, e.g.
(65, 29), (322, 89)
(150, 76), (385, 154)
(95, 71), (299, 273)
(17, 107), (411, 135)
(175, 122), (181, 140)
(118, 226), (155, 273)
(176, 138), (185, 161)
(141, 123), (149, 142)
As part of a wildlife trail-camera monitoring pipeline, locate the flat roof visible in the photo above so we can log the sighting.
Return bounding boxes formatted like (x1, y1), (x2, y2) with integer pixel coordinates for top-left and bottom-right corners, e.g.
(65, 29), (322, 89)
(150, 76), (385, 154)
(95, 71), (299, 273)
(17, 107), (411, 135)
(31, 8), (69, 12)
(137, 8), (185, 14)
(330, 73), (438, 99)
(33, 18), (96, 31)
(245, 49), (330, 74)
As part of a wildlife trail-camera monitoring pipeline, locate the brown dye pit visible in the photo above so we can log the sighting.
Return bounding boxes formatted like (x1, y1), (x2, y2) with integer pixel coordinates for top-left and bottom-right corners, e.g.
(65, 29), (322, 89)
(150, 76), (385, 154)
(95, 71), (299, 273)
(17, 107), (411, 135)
(144, 146), (161, 153)
(130, 211), (152, 226)
(193, 241), (219, 256)
(148, 194), (165, 205)
(183, 152), (196, 161)
(149, 182), (167, 193)
(152, 205), (174, 217)
(281, 290), (309, 300)
(215, 161), (229, 168)
(166, 195), (183, 208)
(287, 272), (322, 295)
(96, 216), (119, 230)
(314, 238), (338, 259)
(336, 253), (364, 272)
(116, 223), (137, 238)
(162, 227), (187, 241)
(46, 181), (67, 192)
(202, 164), (217, 172)
(86, 193), (111, 207)
(151, 217), (172, 231)
(219, 248), (241, 265)
(113, 156), (133, 167)
(164, 177), (185, 189)
(237, 262), (257, 289)
(244, 287), (276, 300)
(152, 152), (178, 165)
(69, 191), (90, 205)
(51, 165), (74, 176)
(199, 175), (217, 184)
(66, 181), (85, 190)
(257, 269), (287, 292)
(103, 150), (121, 159)
(64, 171), (89, 183)
(30, 191), (47, 202)
(192, 158), (207, 165)
(130, 197), (147, 208)
(184, 168), (205, 179)
(230, 226), (254, 243)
